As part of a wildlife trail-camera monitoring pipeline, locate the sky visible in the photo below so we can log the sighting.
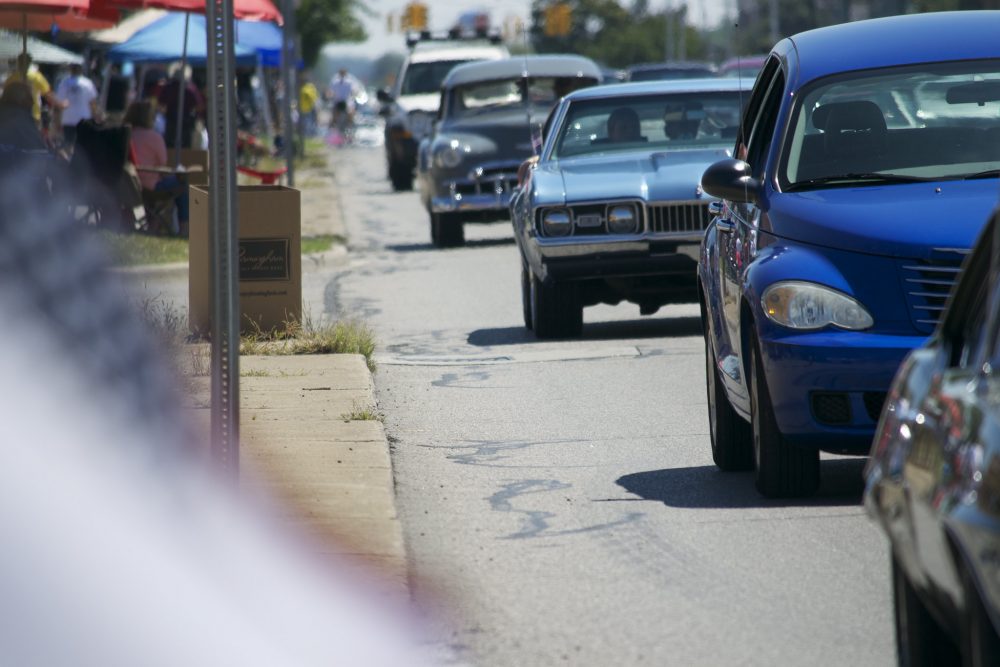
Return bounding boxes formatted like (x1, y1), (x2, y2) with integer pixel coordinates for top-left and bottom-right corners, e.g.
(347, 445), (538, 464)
(350, 0), (735, 58)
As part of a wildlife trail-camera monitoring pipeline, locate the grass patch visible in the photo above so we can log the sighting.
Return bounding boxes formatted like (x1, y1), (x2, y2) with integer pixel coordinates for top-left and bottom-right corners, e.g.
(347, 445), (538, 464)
(99, 230), (188, 266)
(302, 234), (343, 254)
(340, 401), (384, 422)
(240, 316), (377, 372)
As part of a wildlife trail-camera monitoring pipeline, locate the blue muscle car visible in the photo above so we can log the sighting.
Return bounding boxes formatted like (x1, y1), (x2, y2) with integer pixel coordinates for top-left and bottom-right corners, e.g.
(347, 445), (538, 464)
(699, 11), (1000, 498)
(509, 79), (751, 338)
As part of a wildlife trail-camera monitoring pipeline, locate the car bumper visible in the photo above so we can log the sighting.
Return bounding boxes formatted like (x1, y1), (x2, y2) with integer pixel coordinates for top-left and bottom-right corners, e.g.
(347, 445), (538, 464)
(431, 188), (513, 214)
(758, 329), (927, 453)
(529, 235), (699, 276)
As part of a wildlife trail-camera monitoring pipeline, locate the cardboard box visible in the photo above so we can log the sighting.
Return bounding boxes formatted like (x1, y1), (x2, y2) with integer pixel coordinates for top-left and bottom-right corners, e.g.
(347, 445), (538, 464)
(177, 148), (209, 186)
(188, 185), (301, 335)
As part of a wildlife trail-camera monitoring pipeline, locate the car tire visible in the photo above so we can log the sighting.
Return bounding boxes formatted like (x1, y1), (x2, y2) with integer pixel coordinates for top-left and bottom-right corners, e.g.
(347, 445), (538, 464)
(748, 332), (820, 497)
(963, 566), (1000, 667)
(704, 326), (752, 471)
(431, 212), (464, 248)
(893, 556), (960, 667)
(521, 264), (533, 331)
(389, 161), (413, 192)
(530, 271), (582, 339)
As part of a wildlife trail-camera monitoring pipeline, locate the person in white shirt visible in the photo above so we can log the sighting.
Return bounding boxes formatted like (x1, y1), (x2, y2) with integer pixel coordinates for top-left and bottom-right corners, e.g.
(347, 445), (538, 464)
(55, 64), (98, 147)
(327, 68), (360, 132)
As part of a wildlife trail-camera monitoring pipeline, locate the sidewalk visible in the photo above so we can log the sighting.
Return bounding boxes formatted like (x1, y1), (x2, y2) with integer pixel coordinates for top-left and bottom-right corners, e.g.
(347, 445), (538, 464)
(181, 352), (407, 596)
(143, 151), (408, 596)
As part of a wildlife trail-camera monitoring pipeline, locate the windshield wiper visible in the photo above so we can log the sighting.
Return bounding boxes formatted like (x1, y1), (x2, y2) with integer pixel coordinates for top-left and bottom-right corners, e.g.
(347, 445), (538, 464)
(786, 172), (936, 191)
(961, 168), (1000, 180)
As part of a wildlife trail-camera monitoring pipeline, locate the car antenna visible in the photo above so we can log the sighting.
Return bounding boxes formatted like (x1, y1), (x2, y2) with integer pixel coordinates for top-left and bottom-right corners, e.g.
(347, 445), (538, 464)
(734, 22), (751, 205)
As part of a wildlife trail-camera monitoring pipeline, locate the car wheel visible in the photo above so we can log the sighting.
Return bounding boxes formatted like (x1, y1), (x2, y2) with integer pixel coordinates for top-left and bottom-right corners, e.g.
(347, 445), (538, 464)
(431, 212), (464, 248)
(893, 556), (960, 667)
(748, 332), (820, 497)
(389, 161), (413, 191)
(963, 566), (1000, 667)
(521, 264), (533, 330)
(704, 325), (752, 471)
(530, 271), (582, 339)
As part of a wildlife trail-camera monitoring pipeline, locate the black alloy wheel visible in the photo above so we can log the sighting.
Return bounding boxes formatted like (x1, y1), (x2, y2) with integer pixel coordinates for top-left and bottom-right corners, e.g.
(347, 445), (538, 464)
(893, 556), (960, 667)
(703, 314), (752, 471)
(748, 332), (820, 498)
(530, 272), (582, 339)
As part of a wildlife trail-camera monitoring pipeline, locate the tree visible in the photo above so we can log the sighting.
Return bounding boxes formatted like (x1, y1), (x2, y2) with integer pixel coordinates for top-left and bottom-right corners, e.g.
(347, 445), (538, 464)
(296, 0), (367, 68)
(530, 0), (709, 68)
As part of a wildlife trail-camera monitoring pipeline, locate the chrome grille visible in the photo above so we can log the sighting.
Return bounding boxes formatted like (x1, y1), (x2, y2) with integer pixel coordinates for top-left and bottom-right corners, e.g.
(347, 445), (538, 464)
(453, 165), (518, 197)
(900, 250), (967, 333)
(648, 202), (712, 234)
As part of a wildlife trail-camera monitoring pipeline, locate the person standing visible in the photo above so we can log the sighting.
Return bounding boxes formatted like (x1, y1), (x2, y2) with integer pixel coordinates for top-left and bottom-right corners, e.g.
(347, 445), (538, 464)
(327, 68), (359, 132)
(56, 64), (99, 147)
(299, 76), (319, 137)
(156, 68), (205, 149)
(4, 54), (60, 130)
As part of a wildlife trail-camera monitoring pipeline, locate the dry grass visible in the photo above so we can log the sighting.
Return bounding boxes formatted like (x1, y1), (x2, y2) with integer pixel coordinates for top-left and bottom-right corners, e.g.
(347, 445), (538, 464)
(340, 401), (384, 422)
(239, 314), (377, 372)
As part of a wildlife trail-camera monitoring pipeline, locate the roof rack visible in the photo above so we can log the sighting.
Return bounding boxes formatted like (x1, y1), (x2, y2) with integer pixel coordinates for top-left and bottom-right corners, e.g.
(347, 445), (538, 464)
(405, 27), (503, 49)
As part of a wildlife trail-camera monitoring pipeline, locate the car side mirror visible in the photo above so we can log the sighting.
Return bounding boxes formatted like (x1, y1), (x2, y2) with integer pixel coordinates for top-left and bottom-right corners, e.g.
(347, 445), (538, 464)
(376, 88), (393, 104)
(701, 158), (760, 204)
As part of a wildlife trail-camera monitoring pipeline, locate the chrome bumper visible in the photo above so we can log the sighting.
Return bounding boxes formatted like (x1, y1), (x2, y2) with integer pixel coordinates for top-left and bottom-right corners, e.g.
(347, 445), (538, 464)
(431, 186), (513, 214)
(533, 234), (703, 261)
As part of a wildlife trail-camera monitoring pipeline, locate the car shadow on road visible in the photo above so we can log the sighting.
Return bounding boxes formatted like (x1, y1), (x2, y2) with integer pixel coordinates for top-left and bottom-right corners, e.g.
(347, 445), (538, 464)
(615, 459), (866, 509)
(467, 316), (702, 346)
(384, 238), (516, 253)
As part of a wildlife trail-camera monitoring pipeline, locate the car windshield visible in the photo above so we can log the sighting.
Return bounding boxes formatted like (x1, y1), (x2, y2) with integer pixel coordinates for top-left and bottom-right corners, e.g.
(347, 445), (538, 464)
(449, 76), (591, 118)
(400, 60), (476, 96)
(782, 59), (1000, 189)
(550, 91), (744, 159)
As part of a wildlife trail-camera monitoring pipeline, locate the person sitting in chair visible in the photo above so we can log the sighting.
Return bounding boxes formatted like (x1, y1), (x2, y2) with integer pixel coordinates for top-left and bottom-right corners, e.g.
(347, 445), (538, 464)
(126, 100), (188, 235)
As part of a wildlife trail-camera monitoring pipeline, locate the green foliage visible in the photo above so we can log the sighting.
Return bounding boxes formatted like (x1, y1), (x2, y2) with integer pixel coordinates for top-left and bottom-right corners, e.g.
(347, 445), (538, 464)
(96, 229), (189, 265)
(296, 0), (367, 68)
(529, 0), (709, 68)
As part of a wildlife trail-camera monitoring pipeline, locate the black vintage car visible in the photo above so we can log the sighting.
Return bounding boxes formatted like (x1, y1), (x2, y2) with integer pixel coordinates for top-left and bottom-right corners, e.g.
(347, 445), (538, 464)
(864, 209), (1000, 665)
(415, 55), (601, 247)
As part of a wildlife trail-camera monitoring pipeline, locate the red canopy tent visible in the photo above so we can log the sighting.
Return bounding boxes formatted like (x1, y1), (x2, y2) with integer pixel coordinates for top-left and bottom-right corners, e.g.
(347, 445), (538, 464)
(0, 0), (118, 62)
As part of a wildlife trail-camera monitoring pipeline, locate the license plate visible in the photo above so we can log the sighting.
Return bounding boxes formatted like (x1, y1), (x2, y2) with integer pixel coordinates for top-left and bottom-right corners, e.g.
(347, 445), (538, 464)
(576, 213), (603, 228)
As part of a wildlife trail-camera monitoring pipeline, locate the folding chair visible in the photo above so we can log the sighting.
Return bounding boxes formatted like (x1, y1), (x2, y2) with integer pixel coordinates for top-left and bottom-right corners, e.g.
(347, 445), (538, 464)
(69, 120), (137, 232)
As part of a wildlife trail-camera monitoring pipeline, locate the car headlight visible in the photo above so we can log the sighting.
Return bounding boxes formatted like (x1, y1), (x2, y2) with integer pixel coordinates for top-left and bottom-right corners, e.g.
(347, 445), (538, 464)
(761, 281), (873, 330)
(607, 205), (639, 234)
(434, 140), (465, 169)
(541, 208), (572, 237)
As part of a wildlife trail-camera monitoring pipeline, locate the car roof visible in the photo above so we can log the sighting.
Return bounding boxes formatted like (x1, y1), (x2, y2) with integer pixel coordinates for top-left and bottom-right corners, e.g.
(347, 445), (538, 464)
(407, 43), (509, 64)
(442, 54), (602, 88)
(786, 11), (1000, 84)
(627, 61), (717, 73)
(563, 77), (752, 101)
(718, 55), (768, 72)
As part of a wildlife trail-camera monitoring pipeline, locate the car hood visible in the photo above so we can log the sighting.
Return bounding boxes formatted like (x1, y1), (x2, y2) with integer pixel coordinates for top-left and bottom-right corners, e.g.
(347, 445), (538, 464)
(396, 93), (440, 114)
(539, 148), (731, 204)
(440, 110), (548, 161)
(767, 180), (998, 259)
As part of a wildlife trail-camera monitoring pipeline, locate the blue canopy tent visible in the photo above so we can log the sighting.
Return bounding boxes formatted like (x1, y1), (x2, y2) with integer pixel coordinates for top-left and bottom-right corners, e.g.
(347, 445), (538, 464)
(107, 13), (257, 64)
(234, 18), (281, 68)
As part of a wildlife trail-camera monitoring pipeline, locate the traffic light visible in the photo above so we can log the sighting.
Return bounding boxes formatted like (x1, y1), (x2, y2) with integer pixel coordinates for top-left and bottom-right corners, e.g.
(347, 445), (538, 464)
(543, 2), (571, 37)
(402, 2), (428, 32)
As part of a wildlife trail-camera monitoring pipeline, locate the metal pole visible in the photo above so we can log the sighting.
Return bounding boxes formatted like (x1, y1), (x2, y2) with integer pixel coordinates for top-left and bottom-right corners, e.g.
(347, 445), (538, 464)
(281, 0), (296, 186)
(207, 0), (240, 480)
(173, 12), (190, 167)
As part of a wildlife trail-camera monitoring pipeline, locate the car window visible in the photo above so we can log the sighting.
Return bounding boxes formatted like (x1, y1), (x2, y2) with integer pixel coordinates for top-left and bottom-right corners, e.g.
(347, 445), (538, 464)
(401, 60), (477, 96)
(550, 91), (744, 159)
(449, 77), (597, 119)
(745, 71), (785, 176)
(781, 59), (1000, 188)
(735, 56), (780, 155)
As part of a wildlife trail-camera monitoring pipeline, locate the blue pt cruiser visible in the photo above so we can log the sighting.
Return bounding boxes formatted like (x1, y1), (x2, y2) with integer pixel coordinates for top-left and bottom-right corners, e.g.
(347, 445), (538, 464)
(699, 11), (1000, 497)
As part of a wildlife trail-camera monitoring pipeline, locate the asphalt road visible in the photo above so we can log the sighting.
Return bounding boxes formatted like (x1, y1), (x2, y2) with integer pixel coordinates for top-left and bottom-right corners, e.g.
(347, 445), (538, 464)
(328, 146), (895, 666)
